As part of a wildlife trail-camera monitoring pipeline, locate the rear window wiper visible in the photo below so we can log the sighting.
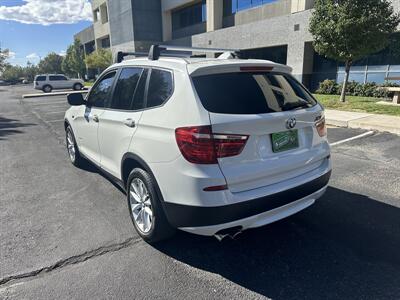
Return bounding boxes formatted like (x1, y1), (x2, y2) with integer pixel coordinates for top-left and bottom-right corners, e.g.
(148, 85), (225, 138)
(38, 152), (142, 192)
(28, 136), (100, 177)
(282, 102), (311, 111)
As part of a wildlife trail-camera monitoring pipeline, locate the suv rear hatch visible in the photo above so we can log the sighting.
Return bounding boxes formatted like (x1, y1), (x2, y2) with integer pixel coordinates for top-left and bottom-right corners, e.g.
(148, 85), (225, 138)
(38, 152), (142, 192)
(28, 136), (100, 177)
(191, 66), (328, 193)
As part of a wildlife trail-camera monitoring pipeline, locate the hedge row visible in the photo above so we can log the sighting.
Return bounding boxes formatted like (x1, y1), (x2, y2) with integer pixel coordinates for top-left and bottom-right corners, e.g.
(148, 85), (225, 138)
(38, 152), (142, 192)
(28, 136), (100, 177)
(315, 80), (399, 98)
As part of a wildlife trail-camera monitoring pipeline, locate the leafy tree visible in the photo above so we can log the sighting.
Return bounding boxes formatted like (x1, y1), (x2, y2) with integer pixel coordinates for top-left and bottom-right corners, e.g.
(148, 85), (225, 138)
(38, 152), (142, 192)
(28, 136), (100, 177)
(62, 38), (86, 78)
(309, 0), (400, 102)
(85, 49), (112, 71)
(0, 49), (11, 74)
(38, 52), (63, 74)
(24, 62), (39, 82)
(2, 65), (24, 82)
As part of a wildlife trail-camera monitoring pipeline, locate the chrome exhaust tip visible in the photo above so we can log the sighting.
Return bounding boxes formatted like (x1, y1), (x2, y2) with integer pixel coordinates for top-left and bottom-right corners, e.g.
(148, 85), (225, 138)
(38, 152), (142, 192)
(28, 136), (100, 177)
(214, 226), (243, 241)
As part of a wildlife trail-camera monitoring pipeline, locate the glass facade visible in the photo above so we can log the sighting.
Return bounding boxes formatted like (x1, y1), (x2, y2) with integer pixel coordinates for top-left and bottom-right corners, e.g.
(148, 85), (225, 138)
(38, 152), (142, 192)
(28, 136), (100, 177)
(172, 0), (206, 31)
(229, 0), (278, 14)
(311, 46), (400, 90)
(337, 65), (400, 84)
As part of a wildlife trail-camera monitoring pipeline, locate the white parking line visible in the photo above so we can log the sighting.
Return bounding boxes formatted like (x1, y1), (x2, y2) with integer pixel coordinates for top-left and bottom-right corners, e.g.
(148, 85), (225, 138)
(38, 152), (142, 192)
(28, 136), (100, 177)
(30, 101), (66, 106)
(45, 111), (66, 115)
(47, 119), (65, 123)
(32, 105), (69, 111)
(330, 131), (375, 146)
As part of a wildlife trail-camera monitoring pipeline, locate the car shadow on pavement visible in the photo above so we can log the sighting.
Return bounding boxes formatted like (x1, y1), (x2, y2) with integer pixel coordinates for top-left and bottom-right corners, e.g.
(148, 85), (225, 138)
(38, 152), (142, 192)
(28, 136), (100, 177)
(155, 187), (400, 299)
(76, 160), (127, 195)
(0, 116), (36, 140)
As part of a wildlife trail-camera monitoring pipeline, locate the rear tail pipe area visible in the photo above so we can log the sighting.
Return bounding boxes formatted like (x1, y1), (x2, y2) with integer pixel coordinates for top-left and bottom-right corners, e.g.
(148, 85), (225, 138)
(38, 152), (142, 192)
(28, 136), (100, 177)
(214, 226), (243, 241)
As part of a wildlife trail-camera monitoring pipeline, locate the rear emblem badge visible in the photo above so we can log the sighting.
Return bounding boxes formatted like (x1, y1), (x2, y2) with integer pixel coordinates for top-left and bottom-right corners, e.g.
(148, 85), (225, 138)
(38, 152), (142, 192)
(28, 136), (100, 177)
(286, 117), (297, 129)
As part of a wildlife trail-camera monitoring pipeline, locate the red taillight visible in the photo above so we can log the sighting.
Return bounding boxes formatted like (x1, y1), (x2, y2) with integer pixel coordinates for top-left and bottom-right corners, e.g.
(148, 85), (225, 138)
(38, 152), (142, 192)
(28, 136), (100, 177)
(240, 66), (273, 72)
(175, 126), (248, 164)
(203, 184), (228, 192)
(316, 117), (327, 137)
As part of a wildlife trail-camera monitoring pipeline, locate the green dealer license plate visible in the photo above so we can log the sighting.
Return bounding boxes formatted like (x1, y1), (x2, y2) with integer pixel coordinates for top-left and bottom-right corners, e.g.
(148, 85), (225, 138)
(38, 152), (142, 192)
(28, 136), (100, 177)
(271, 130), (299, 153)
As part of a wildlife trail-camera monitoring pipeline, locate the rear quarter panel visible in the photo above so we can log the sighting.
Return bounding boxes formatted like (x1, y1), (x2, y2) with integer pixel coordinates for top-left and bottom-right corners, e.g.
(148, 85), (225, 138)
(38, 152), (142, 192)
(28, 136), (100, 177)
(128, 69), (210, 164)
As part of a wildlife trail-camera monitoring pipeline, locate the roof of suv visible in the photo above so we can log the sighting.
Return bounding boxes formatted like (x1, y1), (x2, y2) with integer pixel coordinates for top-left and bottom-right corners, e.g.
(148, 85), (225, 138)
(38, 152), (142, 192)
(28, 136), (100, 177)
(35, 74), (66, 77)
(113, 57), (292, 76)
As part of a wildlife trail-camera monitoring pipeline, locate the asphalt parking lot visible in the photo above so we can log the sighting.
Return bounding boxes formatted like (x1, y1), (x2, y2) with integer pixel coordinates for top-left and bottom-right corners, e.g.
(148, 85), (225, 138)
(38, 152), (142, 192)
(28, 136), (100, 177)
(1, 85), (399, 299)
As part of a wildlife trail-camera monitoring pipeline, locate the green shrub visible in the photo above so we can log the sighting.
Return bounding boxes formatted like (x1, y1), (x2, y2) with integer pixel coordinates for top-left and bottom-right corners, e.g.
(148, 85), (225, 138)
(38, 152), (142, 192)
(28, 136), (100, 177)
(355, 82), (376, 97)
(373, 88), (389, 98)
(315, 79), (339, 95)
(316, 79), (399, 98)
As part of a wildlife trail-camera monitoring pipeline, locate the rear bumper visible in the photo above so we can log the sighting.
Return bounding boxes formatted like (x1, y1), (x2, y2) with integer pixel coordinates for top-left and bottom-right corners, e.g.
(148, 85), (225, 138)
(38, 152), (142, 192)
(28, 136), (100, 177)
(179, 186), (328, 236)
(163, 170), (331, 230)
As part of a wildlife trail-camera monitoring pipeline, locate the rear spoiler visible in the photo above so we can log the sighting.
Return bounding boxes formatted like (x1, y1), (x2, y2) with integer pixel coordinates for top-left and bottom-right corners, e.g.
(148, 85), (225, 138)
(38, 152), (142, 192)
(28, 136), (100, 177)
(188, 62), (292, 77)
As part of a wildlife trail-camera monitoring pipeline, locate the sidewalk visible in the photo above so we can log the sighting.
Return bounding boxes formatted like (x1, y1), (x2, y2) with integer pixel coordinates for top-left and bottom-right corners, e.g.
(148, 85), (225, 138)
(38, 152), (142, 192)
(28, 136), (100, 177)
(325, 109), (400, 135)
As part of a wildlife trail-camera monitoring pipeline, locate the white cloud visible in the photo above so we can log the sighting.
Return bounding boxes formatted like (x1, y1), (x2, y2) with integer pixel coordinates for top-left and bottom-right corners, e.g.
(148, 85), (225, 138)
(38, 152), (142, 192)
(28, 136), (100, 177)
(0, 50), (16, 59)
(59, 50), (67, 57)
(0, 0), (92, 25)
(26, 53), (39, 60)
(8, 51), (16, 59)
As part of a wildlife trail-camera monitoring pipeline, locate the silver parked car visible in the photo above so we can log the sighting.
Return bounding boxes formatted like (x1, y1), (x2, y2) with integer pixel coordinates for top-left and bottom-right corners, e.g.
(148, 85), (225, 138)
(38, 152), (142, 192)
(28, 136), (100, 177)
(34, 74), (84, 93)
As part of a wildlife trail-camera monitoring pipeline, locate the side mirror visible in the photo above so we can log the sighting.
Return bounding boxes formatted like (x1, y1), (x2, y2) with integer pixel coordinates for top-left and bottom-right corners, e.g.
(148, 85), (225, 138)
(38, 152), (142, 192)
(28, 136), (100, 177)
(67, 93), (85, 106)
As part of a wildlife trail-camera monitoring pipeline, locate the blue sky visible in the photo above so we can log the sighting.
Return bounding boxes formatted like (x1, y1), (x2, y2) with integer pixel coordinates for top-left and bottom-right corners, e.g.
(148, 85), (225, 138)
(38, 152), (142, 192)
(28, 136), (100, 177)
(0, 0), (92, 66)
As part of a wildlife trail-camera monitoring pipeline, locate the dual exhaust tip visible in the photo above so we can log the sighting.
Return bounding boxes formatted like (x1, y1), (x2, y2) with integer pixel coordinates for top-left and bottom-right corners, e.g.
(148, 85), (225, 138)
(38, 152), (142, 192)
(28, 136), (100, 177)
(214, 226), (243, 241)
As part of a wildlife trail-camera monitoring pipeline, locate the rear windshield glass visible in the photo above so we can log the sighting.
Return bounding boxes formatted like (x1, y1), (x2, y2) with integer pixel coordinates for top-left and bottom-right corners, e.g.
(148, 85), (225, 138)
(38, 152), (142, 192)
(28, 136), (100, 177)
(192, 72), (317, 114)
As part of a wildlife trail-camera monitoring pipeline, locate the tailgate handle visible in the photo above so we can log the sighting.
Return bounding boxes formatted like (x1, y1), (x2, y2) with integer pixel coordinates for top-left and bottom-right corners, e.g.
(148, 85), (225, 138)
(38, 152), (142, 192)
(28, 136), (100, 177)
(124, 118), (136, 128)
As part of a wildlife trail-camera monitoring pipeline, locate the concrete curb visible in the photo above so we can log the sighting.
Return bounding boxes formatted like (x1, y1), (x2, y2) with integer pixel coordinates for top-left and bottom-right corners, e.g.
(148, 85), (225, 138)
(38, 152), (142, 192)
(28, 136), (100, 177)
(325, 109), (400, 135)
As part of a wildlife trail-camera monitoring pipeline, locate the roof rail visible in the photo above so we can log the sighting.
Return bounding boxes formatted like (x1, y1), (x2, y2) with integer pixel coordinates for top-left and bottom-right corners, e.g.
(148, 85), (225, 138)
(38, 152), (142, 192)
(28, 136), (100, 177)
(115, 45), (242, 63)
(148, 44), (241, 60)
(115, 51), (147, 63)
(115, 49), (194, 63)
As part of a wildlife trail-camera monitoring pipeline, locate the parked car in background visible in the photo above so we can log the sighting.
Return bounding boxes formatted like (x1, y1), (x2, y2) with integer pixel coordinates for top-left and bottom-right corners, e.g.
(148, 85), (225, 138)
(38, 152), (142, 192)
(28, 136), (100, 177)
(0, 80), (6, 86)
(2, 79), (22, 85)
(34, 74), (84, 93)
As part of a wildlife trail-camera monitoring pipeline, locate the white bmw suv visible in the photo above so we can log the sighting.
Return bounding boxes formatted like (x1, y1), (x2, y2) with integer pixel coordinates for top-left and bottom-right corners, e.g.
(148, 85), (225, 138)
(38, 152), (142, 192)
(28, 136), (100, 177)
(64, 45), (331, 243)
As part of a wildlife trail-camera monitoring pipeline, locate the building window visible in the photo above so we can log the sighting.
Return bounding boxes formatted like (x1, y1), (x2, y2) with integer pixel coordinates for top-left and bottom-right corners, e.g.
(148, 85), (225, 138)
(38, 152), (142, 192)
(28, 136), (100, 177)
(100, 3), (108, 24)
(336, 64), (400, 84)
(93, 9), (100, 22)
(172, 0), (206, 31)
(228, 0), (278, 14)
(101, 36), (110, 48)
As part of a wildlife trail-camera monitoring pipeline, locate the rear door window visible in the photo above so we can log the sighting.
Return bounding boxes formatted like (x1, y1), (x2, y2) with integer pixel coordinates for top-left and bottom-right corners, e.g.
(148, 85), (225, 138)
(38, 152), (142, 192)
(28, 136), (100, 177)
(192, 72), (317, 114)
(49, 75), (67, 81)
(35, 76), (46, 81)
(146, 69), (173, 108)
(110, 68), (143, 110)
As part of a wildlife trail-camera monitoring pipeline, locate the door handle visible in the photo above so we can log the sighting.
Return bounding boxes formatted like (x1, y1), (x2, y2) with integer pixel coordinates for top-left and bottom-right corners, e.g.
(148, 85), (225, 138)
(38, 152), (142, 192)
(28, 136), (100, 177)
(92, 114), (99, 122)
(124, 118), (136, 128)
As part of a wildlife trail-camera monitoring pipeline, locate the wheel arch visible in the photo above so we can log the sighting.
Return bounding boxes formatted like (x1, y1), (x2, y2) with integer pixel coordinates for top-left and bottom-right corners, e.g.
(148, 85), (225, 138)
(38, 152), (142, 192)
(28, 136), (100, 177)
(121, 153), (165, 202)
(122, 153), (153, 187)
(64, 119), (70, 130)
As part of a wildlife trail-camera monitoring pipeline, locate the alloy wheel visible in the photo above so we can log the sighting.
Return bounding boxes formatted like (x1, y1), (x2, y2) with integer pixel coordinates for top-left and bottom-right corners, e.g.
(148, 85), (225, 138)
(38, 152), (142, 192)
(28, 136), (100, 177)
(129, 178), (153, 233)
(66, 129), (76, 162)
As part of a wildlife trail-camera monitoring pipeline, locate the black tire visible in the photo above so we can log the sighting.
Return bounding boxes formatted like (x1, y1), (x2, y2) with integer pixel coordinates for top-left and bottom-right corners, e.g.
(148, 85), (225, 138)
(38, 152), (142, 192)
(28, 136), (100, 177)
(65, 125), (85, 167)
(127, 168), (175, 243)
(73, 83), (83, 91)
(42, 85), (52, 93)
